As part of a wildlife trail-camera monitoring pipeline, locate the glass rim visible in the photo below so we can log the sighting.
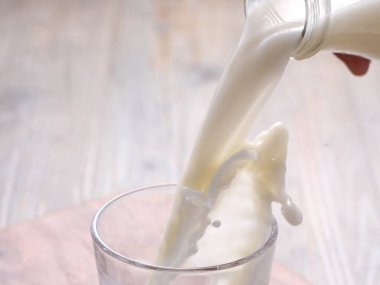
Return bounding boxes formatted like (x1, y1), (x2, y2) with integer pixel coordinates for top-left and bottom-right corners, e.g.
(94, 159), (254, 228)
(91, 183), (278, 273)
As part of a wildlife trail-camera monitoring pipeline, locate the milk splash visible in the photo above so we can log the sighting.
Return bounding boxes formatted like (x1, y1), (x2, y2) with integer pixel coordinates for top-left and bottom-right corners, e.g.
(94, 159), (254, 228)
(156, 124), (302, 268)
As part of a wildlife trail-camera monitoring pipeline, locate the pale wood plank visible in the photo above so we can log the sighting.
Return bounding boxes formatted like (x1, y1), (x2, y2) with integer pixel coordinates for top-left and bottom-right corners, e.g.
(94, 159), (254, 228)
(0, 196), (309, 285)
(0, 0), (379, 284)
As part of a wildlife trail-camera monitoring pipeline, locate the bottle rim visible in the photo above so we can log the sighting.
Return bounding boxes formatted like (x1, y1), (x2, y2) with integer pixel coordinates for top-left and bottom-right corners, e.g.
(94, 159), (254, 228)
(244, 0), (331, 59)
(293, 0), (331, 59)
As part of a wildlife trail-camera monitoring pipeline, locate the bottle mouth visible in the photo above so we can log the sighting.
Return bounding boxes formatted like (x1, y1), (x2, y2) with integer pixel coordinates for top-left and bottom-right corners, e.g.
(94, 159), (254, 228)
(293, 0), (331, 59)
(244, 0), (331, 60)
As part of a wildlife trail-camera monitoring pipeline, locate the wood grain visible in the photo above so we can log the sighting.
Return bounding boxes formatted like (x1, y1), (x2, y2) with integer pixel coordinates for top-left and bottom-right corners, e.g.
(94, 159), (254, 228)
(0, 0), (379, 284)
(0, 201), (101, 285)
(0, 195), (309, 285)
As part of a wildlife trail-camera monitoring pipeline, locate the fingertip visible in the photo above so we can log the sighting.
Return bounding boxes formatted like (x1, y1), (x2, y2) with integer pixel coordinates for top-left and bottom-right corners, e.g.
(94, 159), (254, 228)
(334, 53), (371, 76)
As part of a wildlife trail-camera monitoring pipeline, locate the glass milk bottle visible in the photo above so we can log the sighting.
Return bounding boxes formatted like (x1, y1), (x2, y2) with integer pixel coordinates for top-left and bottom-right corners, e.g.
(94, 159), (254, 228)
(246, 0), (380, 59)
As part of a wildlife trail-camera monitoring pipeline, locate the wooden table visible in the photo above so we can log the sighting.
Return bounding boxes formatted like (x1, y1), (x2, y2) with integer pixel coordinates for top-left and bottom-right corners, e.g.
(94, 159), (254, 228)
(0, 196), (309, 285)
(0, 0), (379, 284)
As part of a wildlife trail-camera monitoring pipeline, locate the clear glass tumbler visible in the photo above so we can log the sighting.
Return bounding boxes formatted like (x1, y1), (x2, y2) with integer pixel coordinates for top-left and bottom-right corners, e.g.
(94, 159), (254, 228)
(91, 184), (278, 285)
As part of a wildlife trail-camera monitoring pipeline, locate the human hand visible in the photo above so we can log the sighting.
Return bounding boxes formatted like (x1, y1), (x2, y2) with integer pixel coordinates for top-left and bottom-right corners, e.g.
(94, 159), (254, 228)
(334, 53), (371, 76)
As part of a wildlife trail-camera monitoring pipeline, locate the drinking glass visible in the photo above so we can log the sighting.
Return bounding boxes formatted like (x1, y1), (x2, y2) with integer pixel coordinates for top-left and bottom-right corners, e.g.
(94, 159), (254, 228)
(91, 184), (278, 285)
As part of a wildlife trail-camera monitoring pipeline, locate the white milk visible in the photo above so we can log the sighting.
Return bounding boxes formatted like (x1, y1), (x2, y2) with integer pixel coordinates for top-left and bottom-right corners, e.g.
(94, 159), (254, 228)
(181, 5), (302, 192)
(151, 123), (302, 285)
(184, 122), (302, 284)
(154, 1), (303, 278)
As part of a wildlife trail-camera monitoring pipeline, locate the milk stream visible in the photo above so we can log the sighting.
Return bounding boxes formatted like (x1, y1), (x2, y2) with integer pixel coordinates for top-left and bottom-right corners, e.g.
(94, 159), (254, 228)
(151, 2), (305, 284)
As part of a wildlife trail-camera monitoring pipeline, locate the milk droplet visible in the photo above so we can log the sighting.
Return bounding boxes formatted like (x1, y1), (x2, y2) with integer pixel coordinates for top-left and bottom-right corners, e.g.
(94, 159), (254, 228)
(281, 196), (303, 225)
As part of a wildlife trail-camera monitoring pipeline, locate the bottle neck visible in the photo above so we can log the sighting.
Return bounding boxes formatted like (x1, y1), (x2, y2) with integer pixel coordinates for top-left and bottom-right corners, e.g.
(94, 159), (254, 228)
(293, 0), (331, 59)
(246, 0), (378, 59)
(245, 0), (329, 59)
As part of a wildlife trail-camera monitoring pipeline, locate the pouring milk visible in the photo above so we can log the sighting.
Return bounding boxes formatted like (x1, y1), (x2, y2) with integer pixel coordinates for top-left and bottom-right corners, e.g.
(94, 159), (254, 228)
(153, 0), (380, 283)
(154, 0), (303, 272)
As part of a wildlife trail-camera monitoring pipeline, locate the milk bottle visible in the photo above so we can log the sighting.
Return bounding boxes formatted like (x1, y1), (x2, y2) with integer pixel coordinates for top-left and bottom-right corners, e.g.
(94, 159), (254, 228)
(247, 0), (380, 59)
(250, 0), (380, 59)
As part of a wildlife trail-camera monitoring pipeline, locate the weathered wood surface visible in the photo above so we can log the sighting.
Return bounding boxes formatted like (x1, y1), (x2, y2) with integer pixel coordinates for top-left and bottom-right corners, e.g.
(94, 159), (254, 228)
(0, 0), (379, 284)
(0, 195), (309, 285)
(0, 200), (101, 285)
